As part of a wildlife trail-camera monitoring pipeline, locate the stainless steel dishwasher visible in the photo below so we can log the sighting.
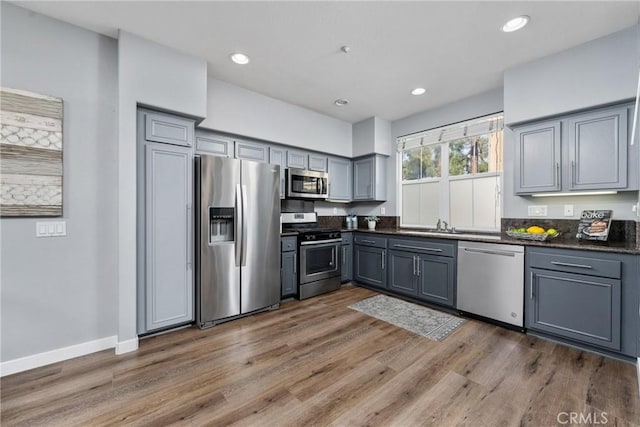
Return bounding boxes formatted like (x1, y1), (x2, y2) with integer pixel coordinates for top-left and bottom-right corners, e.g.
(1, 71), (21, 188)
(457, 241), (524, 327)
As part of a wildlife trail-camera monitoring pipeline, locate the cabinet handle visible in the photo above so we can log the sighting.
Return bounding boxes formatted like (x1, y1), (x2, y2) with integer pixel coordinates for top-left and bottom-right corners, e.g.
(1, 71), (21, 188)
(555, 163), (560, 189)
(416, 256), (420, 276)
(530, 272), (534, 299)
(361, 239), (376, 244)
(571, 161), (576, 187)
(393, 243), (443, 252)
(342, 246), (346, 265)
(293, 253), (297, 274)
(550, 261), (593, 269)
(381, 250), (385, 270)
(412, 255), (416, 275)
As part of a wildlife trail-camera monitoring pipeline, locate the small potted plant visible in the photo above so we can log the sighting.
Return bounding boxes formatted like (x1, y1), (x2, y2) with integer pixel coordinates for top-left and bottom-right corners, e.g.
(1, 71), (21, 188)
(365, 215), (379, 230)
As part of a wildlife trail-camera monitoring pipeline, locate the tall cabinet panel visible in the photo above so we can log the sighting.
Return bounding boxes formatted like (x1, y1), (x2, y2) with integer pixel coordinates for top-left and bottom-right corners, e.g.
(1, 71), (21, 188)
(144, 143), (194, 332)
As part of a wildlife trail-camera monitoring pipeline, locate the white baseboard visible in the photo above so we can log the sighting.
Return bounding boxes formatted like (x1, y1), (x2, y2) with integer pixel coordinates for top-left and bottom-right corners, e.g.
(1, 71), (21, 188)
(115, 337), (139, 355)
(0, 335), (117, 377)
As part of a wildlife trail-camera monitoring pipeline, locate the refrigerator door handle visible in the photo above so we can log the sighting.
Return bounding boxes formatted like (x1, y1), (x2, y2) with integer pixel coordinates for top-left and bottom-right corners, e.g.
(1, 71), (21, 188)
(241, 184), (248, 266)
(186, 203), (192, 270)
(235, 184), (242, 267)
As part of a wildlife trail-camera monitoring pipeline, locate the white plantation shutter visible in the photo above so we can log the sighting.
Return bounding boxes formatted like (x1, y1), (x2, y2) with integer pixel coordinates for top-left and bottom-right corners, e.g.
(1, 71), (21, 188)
(397, 113), (504, 151)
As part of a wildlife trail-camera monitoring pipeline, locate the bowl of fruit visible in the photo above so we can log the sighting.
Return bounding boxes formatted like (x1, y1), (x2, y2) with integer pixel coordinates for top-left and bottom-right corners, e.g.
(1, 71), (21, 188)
(506, 225), (560, 241)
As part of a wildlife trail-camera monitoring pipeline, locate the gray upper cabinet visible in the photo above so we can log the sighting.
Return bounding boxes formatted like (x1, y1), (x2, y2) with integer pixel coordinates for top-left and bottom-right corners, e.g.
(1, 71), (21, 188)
(308, 154), (328, 172)
(327, 157), (352, 201)
(353, 154), (387, 201)
(567, 106), (628, 191)
(235, 139), (267, 162)
(287, 150), (308, 169)
(513, 103), (635, 195)
(514, 120), (561, 194)
(143, 142), (194, 332)
(195, 130), (232, 157)
(269, 147), (287, 199)
(144, 111), (195, 147)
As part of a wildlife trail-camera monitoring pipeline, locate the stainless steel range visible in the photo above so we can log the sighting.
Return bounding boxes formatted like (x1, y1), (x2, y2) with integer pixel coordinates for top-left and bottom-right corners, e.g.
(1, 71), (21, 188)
(282, 212), (341, 299)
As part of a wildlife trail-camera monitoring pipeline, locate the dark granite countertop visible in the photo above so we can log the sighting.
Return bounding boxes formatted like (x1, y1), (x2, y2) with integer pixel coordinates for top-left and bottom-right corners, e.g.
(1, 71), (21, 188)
(341, 228), (640, 255)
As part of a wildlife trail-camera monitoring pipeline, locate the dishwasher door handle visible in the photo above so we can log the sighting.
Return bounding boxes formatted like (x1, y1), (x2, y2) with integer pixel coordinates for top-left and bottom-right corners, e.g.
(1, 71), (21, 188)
(463, 248), (516, 257)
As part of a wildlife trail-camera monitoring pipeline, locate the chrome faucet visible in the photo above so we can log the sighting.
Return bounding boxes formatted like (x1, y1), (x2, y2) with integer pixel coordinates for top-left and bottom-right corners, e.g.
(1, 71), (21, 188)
(443, 221), (449, 231)
(436, 219), (442, 231)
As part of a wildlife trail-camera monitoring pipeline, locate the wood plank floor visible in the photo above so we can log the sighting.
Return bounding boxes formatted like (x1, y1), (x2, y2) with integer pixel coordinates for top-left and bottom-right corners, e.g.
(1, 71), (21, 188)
(2, 285), (639, 426)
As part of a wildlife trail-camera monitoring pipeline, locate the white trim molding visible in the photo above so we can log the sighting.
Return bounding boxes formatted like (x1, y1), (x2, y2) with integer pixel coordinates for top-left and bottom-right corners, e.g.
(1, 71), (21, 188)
(116, 337), (139, 355)
(0, 336), (117, 377)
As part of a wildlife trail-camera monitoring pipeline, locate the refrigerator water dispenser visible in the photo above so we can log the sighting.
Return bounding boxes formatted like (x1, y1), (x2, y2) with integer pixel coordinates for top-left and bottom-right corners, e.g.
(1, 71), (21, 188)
(209, 207), (234, 243)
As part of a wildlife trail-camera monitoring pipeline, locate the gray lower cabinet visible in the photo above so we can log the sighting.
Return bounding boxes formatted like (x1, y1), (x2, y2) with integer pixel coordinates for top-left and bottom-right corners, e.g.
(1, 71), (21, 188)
(327, 157), (352, 201)
(142, 142), (194, 333)
(525, 247), (638, 357)
(281, 237), (298, 298)
(387, 237), (456, 307)
(354, 245), (386, 289)
(353, 154), (387, 201)
(341, 233), (353, 282)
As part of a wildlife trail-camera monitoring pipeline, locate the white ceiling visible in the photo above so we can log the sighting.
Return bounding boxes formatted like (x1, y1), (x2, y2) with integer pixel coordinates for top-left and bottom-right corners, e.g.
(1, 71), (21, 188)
(14, 1), (640, 123)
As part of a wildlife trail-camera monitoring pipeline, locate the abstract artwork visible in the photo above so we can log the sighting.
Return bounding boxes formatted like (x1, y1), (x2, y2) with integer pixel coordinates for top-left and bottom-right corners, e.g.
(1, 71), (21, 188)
(0, 87), (63, 217)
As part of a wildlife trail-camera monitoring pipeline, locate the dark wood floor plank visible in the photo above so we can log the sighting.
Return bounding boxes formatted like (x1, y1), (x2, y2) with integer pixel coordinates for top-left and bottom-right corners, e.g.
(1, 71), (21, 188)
(1, 285), (637, 427)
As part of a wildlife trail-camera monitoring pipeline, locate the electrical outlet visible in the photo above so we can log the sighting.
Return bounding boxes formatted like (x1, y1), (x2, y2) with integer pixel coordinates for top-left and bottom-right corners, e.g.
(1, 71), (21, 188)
(381, 207), (386, 215)
(527, 205), (548, 217)
(333, 207), (338, 215)
(36, 221), (66, 237)
(564, 205), (574, 217)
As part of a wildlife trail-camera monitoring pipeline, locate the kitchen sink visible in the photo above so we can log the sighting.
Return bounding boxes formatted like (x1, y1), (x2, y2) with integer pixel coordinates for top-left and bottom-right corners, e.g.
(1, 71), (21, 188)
(403, 230), (503, 241)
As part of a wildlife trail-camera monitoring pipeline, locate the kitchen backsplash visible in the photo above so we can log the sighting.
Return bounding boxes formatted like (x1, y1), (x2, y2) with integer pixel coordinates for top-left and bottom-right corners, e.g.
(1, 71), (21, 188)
(318, 215), (400, 230)
(501, 218), (637, 247)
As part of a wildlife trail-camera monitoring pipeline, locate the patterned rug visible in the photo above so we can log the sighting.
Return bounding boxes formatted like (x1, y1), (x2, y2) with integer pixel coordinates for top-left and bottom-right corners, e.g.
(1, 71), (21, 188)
(349, 294), (466, 341)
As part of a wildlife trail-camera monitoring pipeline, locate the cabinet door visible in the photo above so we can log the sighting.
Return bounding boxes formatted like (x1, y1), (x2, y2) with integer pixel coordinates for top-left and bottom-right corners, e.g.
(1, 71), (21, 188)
(514, 121), (561, 194)
(353, 157), (374, 200)
(388, 250), (417, 297)
(287, 150), (308, 169)
(327, 157), (353, 201)
(269, 147), (286, 199)
(144, 112), (194, 147)
(526, 268), (621, 351)
(341, 244), (353, 282)
(568, 107), (628, 190)
(195, 134), (232, 157)
(309, 155), (328, 172)
(145, 143), (194, 332)
(235, 140), (267, 162)
(281, 250), (297, 298)
(354, 246), (386, 289)
(417, 255), (454, 307)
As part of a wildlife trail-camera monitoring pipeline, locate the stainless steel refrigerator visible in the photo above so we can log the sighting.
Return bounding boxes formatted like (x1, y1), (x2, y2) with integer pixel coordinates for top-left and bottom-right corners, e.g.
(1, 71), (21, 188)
(195, 155), (280, 328)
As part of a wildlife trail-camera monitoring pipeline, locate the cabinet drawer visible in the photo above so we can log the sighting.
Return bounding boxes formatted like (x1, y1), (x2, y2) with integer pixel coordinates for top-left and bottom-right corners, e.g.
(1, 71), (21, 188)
(341, 232), (353, 245)
(528, 251), (621, 279)
(145, 112), (194, 147)
(354, 233), (387, 248)
(281, 237), (297, 252)
(388, 238), (455, 258)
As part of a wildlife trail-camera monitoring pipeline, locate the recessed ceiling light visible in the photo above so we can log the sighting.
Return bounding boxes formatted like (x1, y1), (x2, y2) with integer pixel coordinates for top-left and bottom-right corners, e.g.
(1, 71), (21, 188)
(334, 98), (349, 106)
(501, 15), (530, 32)
(230, 53), (250, 65)
(411, 87), (426, 96)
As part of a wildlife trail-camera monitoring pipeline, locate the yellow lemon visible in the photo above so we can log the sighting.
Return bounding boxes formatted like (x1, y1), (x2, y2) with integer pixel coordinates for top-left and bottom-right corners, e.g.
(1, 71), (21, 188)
(526, 226), (545, 234)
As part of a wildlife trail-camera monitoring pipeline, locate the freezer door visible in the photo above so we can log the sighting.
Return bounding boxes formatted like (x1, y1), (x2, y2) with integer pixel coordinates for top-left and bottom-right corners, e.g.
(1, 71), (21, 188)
(240, 160), (281, 313)
(197, 155), (241, 325)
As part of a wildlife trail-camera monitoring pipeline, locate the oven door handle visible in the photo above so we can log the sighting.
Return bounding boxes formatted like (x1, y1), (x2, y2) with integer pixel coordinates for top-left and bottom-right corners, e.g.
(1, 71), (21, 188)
(300, 238), (342, 246)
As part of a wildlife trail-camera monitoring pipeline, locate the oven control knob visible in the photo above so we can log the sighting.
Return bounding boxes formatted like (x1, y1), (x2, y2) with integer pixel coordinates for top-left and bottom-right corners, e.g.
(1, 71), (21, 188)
(308, 235), (315, 240)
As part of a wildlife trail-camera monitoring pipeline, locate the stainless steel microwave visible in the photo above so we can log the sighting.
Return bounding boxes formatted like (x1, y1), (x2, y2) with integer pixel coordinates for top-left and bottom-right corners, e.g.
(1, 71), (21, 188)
(286, 168), (328, 199)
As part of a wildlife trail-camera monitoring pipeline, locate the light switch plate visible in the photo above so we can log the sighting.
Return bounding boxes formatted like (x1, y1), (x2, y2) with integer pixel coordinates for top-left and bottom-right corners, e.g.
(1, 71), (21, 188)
(381, 207), (386, 215)
(527, 205), (548, 217)
(564, 205), (574, 217)
(36, 221), (66, 237)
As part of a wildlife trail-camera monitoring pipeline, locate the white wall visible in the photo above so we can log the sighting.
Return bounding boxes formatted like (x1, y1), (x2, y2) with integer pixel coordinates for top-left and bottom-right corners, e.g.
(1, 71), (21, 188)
(117, 31), (207, 351)
(202, 78), (353, 157)
(504, 25), (639, 125)
(1, 3), (118, 362)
